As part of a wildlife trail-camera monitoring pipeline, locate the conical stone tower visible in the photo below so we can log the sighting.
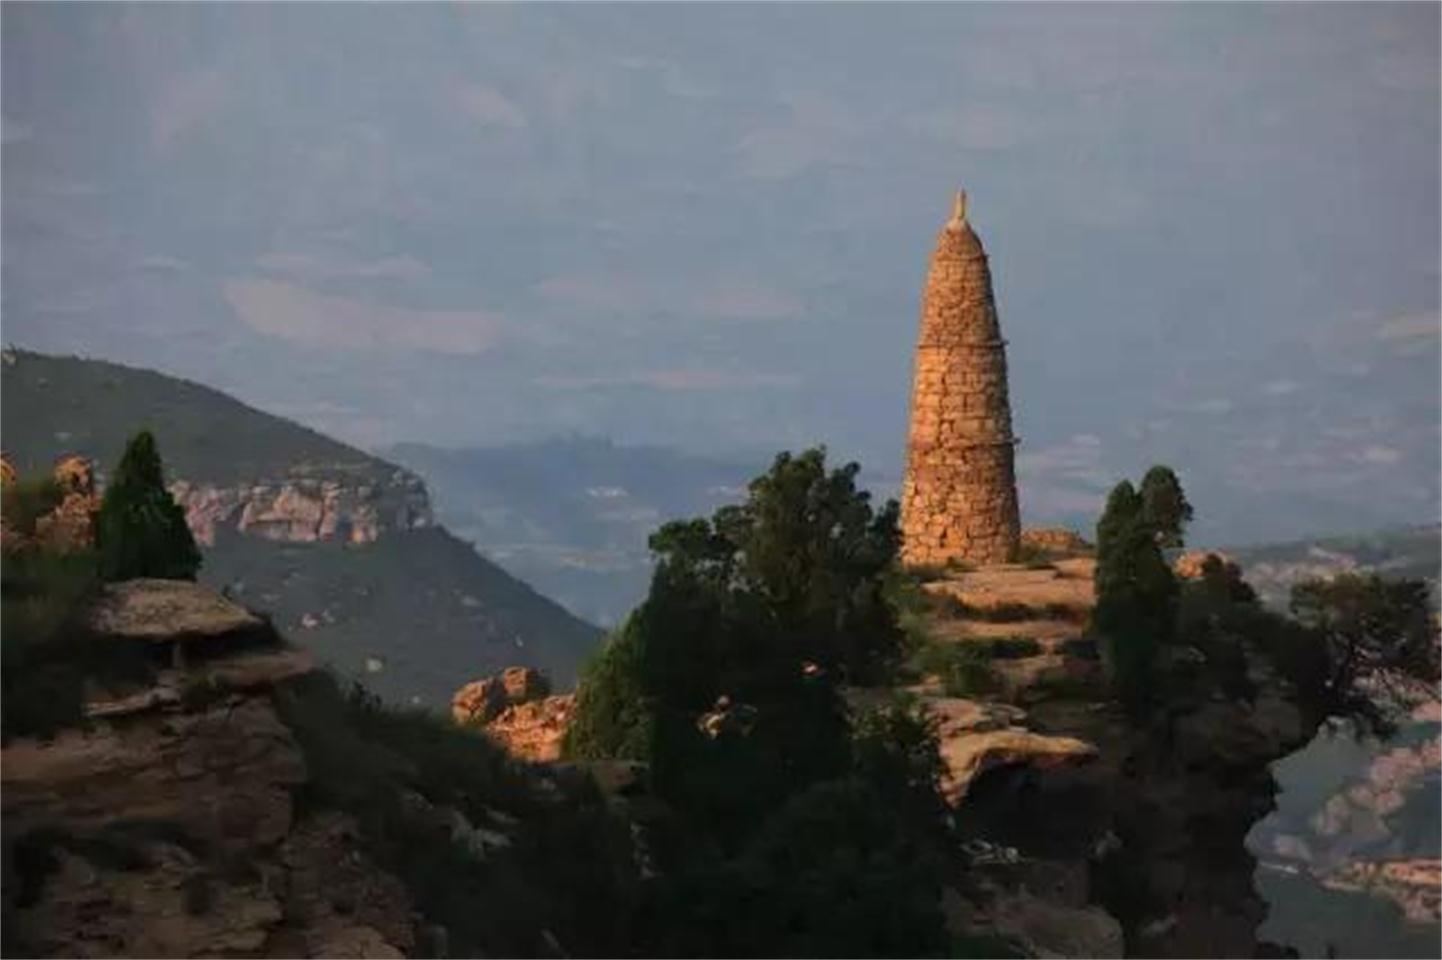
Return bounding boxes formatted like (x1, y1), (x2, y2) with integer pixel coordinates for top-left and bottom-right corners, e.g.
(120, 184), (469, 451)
(900, 190), (1021, 567)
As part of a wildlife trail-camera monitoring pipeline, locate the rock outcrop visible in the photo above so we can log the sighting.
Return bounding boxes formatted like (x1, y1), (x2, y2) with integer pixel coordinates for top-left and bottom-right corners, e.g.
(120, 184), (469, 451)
(2, 583), (418, 959)
(453, 667), (573, 763)
(0, 453), (101, 554)
(926, 697), (1098, 803)
(487, 696), (577, 764)
(169, 471), (431, 546)
(921, 559), (1322, 957)
(86, 578), (266, 642)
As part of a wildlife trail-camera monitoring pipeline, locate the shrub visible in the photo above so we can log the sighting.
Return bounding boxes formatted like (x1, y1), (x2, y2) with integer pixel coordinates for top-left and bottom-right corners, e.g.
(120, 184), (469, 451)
(0, 475), (63, 536)
(1012, 541), (1053, 568)
(978, 636), (1043, 659)
(274, 671), (640, 957)
(1, 550), (106, 740)
(917, 642), (1000, 698)
(937, 596), (1046, 623)
(883, 570), (935, 659)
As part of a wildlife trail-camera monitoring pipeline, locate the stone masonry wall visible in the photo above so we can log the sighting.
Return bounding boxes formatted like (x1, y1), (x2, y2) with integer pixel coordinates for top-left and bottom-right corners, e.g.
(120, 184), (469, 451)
(901, 197), (1021, 567)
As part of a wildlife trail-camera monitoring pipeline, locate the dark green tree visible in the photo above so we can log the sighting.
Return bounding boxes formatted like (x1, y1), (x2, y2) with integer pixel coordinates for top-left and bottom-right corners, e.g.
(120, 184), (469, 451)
(562, 615), (654, 762)
(565, 448), (952, 954)
(96, 430), (201, 581)
(1093, 475), (1181, 712)
(1138, 465), (1193, 548)
(647, 447), (904, 685)
(1290, 572), (1440, 737)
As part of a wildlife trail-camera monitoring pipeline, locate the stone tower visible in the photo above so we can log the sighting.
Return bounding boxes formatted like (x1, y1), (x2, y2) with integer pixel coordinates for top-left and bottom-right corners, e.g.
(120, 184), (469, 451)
(900, 190), (1021, 567)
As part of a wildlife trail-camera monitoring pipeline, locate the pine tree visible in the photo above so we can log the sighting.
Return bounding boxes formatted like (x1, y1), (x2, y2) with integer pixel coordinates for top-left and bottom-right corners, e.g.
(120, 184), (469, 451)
(96, 430), (202, 581)
(1094, 474), (1181, 712)
(1139, 465), (1193, 548)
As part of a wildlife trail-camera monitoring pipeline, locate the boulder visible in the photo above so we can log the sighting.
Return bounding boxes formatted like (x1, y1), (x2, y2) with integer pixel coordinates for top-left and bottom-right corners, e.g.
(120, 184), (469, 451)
(452, 666), (557, 730)
(502, 665), (552, 703)
(485, 694), (577, 763)
(452, 677), (508, 726)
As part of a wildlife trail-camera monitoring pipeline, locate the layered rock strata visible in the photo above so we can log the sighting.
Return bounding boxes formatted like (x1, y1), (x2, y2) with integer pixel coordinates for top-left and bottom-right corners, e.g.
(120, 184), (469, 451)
(901, 191), (1021, 567)
(2, 583), (417, 958)
(170, 470), (431, 546)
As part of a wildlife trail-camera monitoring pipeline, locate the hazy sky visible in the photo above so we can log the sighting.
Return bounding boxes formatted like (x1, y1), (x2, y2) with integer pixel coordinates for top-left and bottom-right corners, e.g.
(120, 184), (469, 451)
(3, 3), (1438, 543)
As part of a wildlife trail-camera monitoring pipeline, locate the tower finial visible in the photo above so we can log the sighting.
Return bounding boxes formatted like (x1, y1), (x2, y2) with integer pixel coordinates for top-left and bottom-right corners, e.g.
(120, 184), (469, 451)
(948, 188), (968, 229)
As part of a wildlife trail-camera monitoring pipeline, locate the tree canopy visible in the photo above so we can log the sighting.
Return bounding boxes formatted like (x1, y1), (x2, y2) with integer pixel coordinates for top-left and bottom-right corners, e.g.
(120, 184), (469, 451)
(564, 447), (953, 956)
(1290, 572), (1440, 737)
(1092, 473), (1182, 710)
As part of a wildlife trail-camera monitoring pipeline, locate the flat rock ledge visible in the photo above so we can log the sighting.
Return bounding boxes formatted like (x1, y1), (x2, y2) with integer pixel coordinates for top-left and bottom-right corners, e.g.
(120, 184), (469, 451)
(86, 578), (265, 641)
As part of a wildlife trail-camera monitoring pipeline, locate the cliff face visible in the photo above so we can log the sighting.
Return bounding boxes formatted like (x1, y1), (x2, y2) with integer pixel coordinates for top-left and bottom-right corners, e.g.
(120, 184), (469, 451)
(1, 583), (419, 959)
(904, 552), (1323, 958)
(939, 646), (1315, 957)
(170, 470), (432, 546)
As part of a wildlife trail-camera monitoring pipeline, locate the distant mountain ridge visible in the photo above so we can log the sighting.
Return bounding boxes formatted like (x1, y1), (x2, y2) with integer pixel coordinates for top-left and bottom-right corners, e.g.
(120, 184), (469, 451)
(1, 349), (601, 702)
(1222, 524), (1441, 611)
(386, 437), (771, 626)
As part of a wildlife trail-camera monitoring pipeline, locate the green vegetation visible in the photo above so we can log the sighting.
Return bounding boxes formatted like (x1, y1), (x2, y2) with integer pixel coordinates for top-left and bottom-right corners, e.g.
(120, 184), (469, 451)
(1289, 572), (1440, 737)
(0, 461), (153, 740)
(96, 430), (202, 581)
(916, 641), (1001, 697)
(1091, 465), (1437, 732)
(1138, 465), (1193, 549)
(1092, 475), (1182, 713)
(205, 525), (601, 703)
(565, 447), (955, 955)
(275, 670), (639, 957)
(1, 549), (105, 740)
(938, 596), (1083, 624)
(0, 475), (63, 537)
(563, 615), (654, 762)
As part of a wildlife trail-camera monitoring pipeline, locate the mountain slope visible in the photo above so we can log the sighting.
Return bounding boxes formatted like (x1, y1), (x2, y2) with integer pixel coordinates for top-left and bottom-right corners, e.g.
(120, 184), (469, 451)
(1, 349), (601, 702)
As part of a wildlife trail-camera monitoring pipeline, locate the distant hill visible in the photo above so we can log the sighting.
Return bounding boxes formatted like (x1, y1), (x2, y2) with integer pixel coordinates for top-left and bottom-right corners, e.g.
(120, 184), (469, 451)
(1223, 524), (1441, 611)
(386, 437), (770, 626)
(1, 349), (601, 703)
(1, 348), (386, 485)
